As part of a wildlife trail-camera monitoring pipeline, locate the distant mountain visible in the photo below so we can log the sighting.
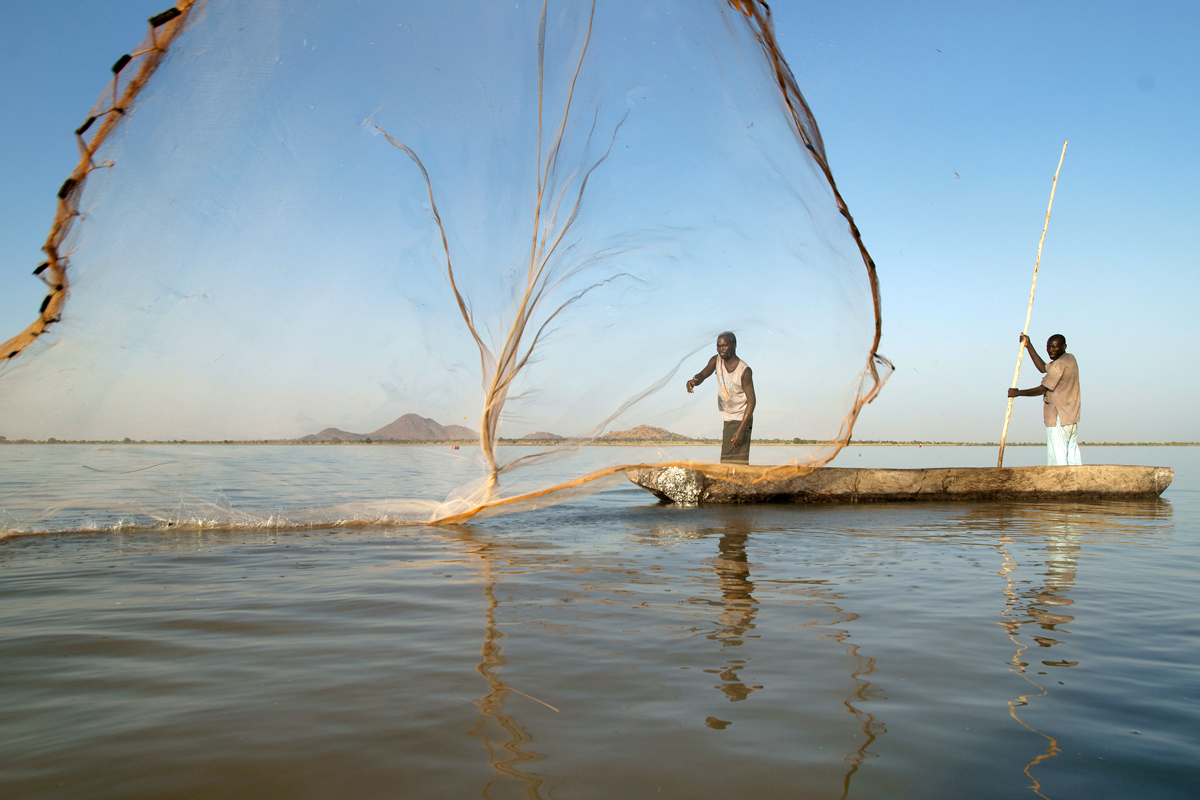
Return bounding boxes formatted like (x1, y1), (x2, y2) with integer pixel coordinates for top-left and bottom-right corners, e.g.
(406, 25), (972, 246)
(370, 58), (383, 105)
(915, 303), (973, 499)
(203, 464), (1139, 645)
(372, 414), (449, 441)
(521, 431), (564, 440)
(597, 425), (694, 442)
(299, 414), (479, 442)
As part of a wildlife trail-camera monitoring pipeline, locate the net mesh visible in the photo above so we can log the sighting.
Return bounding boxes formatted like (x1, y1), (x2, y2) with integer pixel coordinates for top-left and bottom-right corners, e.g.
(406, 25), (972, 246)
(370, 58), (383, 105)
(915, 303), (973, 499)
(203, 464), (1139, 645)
(1, 0), (890, 528)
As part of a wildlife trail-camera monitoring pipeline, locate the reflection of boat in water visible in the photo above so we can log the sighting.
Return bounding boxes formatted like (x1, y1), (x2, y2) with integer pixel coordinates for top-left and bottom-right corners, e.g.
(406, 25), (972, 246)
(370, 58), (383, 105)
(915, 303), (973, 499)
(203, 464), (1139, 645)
(443, 496), (1175, 798)
(628, 464), (1173, 505)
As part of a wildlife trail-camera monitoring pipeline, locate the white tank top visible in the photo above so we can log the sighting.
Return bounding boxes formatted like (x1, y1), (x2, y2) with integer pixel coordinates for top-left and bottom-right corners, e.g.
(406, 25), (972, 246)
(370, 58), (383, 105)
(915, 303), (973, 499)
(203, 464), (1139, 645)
(716, 357), (749, 422)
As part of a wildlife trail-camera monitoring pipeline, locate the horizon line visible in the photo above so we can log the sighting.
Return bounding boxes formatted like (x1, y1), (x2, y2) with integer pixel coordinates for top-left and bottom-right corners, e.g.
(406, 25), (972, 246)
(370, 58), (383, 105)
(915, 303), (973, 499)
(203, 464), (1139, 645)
(2, 439), (1197, 447)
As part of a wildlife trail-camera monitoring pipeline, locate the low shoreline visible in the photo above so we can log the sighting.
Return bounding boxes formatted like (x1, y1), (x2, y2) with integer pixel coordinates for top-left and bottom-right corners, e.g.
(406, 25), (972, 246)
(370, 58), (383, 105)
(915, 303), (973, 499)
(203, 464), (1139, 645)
(1, 440), (1195, 447)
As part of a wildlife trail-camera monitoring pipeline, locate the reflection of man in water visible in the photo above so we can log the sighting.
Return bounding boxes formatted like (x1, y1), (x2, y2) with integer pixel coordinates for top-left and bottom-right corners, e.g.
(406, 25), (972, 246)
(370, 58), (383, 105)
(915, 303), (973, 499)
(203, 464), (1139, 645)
(709, 527), (761, 704)
(1007, 333), (1082, 466)
(686, 332), (756, 464)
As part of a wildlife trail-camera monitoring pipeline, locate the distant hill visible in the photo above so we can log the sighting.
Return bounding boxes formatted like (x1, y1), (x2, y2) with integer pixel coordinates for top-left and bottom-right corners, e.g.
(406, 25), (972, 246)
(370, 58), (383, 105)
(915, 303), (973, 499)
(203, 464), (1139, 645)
(442, 424), (478, 440)
(299, 414), (479, 442)
(521, 431), (564, 440)
(299, 417), (696, 443)
(300, 427), (370, 443)
(597, 424), (694, 442)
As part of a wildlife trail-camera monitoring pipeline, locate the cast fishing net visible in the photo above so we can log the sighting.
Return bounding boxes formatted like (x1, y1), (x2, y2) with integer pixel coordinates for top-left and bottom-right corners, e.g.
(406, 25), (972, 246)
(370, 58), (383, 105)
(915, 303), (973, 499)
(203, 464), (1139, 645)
(0, 0), (889, 528)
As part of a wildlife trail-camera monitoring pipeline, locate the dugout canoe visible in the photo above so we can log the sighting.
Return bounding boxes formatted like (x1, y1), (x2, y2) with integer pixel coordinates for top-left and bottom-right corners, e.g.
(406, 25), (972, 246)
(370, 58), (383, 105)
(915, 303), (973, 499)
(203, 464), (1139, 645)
(626, 463), (1174, 505)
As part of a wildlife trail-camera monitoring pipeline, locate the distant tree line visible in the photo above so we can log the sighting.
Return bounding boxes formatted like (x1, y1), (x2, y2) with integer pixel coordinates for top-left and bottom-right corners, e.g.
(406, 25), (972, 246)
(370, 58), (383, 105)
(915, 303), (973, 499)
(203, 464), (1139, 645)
(2, 436), (1197, 447)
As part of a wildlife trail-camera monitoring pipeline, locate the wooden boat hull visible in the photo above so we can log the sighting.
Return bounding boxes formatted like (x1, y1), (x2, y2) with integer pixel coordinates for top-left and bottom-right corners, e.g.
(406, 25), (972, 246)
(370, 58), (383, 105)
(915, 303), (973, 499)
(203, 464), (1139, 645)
(626, 463), (1174, 505)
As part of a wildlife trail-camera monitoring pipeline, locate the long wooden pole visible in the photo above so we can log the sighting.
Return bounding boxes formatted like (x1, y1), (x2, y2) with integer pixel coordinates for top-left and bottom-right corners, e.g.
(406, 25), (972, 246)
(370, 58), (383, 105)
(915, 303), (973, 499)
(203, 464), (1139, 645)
(998, 141), (1068, 467)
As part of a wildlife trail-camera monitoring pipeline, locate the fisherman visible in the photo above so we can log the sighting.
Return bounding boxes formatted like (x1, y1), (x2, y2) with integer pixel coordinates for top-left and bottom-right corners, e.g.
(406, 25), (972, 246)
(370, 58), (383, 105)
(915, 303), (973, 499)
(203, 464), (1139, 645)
(687, 332), (755, 464)
(1008, 333), (1081, 465)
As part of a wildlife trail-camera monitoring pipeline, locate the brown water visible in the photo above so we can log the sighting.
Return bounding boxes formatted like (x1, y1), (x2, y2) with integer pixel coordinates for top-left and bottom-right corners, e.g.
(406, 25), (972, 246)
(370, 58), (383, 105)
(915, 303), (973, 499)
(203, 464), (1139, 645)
(1, 446), (1197, 798)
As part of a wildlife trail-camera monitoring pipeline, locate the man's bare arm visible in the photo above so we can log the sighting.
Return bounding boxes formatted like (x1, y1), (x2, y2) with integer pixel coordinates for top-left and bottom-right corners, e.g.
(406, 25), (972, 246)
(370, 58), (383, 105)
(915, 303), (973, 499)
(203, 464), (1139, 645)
(1020, 333), (1048, 373)
(731, 367), (755, 446)
(1008, 385), (1048, 398)
(686, 355), (719, 394)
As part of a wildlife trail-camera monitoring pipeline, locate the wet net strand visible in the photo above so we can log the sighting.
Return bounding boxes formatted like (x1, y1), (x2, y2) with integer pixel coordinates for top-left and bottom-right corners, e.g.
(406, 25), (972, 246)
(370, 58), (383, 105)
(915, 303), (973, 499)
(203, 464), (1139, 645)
(1, 1), (201, 366)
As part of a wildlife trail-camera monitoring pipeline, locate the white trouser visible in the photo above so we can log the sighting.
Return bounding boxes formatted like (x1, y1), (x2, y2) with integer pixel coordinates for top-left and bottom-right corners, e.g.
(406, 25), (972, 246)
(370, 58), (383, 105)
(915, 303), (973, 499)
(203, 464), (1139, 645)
(1046, 420), (1081, 466)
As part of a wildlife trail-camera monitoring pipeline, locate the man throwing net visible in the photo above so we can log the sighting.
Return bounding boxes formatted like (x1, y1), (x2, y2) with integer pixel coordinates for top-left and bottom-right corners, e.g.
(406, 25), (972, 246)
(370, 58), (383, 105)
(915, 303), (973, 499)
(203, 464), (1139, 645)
(687, 332), (756, 464)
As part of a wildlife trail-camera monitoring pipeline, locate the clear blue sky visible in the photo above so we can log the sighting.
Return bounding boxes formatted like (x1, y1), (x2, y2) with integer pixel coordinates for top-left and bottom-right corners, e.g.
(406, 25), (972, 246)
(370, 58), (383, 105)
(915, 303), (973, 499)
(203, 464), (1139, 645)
(1, 0), (1197, 443)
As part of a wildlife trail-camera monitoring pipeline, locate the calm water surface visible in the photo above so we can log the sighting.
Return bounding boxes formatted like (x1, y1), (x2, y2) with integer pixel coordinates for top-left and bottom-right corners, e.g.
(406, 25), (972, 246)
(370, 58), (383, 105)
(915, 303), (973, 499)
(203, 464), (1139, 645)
(1, 445), (1197, 798)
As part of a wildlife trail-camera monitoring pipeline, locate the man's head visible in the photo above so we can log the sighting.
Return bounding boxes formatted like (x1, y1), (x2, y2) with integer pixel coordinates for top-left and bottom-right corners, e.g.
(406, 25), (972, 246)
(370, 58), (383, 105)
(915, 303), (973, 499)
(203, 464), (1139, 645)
(717, 331), (737, 361)
(1046, 334), (1067, 360)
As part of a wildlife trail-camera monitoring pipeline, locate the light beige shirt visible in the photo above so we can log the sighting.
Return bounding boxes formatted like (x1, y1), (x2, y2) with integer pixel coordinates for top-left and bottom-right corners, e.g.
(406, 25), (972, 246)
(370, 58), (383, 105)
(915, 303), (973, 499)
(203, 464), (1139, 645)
(716, 357), (749, 422)
(1041, 352), (1080, 427)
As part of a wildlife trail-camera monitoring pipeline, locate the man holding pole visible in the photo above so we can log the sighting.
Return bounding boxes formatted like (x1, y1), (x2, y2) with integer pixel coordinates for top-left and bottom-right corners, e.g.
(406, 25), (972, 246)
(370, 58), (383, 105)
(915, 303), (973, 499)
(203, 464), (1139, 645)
(996, 140), (1068, 467)
(1008, 333), (1081, 466)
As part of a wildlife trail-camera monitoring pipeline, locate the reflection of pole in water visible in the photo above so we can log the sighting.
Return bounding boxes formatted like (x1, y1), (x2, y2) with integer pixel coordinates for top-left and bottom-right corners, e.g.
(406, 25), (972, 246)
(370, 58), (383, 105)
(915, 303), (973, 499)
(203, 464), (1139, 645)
(467, 541), (549, 800)
(996, 518), (1081, 799)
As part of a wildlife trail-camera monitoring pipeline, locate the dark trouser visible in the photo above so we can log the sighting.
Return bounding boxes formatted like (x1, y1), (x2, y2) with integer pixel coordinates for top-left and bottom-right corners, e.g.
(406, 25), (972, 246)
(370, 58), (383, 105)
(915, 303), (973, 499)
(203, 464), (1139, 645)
(721, 419), (751, 464)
